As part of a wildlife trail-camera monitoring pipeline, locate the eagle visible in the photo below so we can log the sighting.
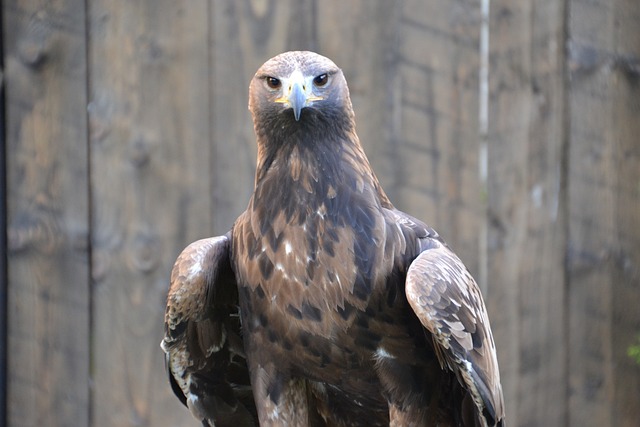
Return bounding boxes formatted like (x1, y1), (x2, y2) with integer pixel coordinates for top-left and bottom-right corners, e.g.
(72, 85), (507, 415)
(162, 51), (505, 427)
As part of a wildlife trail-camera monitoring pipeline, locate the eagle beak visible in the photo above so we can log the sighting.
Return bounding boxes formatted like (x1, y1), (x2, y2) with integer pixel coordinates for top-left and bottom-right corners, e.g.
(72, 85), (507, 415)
(289, 80), (306, 121)
(275, 70), (323, 121)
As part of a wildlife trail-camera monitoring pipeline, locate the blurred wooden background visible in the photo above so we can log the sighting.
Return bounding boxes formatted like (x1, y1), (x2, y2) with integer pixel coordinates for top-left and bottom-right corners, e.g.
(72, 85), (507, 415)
(2, 0), (639, 426)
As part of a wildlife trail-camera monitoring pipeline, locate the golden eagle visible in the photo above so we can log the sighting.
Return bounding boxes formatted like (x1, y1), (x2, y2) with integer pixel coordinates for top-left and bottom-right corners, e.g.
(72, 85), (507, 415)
(162, 51), (505, 427)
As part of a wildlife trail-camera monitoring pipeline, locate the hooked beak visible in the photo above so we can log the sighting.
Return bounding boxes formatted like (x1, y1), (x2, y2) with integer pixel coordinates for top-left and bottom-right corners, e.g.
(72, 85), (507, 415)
(289, 80), (306, 121)
(274, 70), (322, 121)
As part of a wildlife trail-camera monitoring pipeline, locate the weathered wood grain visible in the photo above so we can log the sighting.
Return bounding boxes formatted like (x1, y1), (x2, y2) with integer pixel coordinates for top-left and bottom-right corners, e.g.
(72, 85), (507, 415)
(566, 0), (640, 425)
(487, 1), (569, 425)
(209, 0), (317, 235)
(0, 8), (7, 424)
(88, 1), (211, 425)
(391, 0), (483, 282)
(3, 1), (90, 426)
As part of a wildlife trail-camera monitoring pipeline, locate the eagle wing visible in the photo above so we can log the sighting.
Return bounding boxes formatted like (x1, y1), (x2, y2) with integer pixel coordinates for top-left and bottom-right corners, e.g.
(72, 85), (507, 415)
(405, 238), (505, 427)
(161, 234), (257, 427)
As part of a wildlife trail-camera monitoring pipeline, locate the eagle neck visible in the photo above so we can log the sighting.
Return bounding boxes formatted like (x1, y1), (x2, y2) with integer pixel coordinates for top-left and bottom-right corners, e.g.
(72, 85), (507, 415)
(255, 115), (356, 183)
(251, 122), (383, 224)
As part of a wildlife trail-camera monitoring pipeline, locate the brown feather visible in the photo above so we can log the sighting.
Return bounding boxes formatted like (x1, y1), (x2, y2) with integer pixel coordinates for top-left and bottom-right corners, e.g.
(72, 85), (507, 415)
(406, 241), (505, 426)
(162, 236), (257, 426)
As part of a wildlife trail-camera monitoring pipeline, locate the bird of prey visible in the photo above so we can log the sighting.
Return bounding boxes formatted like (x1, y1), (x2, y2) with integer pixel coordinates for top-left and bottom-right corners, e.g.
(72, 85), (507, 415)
(162, 51), (505, 427)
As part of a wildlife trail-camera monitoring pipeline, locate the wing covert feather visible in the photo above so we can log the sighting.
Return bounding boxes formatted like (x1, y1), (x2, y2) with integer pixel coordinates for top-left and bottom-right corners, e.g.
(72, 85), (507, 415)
(405, 240), (505, 427)
(162, 234), (257, 427)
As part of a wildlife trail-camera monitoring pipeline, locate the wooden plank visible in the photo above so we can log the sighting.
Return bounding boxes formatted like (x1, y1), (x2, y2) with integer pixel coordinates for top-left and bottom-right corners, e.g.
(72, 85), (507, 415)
(487, 1), (569, 425)
(88, 1), (211, 425)
(566, 0), (640, 425)
(391, 0), (483, 278)
(3, 1), (90, 426)
(209, 0), (317, 234)
(0, 4), (8, 425)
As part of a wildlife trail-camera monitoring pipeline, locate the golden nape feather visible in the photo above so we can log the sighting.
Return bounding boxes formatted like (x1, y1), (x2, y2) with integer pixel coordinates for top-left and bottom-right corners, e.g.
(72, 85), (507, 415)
(163, 51), (505, 427)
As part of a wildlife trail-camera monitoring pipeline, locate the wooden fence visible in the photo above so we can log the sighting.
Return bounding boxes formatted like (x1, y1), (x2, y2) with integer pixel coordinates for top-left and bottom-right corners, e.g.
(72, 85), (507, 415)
(2, 0), (639, 426)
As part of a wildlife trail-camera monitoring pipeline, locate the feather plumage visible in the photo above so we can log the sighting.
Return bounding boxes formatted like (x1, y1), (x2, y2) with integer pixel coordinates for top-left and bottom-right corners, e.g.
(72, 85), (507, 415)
(163, 51), (505, 427)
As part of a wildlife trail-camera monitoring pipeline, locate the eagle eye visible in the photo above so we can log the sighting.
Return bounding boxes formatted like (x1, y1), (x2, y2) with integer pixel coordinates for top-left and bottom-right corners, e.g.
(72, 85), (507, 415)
(265, 76), (281, 89)
(313, 73), (329, 87)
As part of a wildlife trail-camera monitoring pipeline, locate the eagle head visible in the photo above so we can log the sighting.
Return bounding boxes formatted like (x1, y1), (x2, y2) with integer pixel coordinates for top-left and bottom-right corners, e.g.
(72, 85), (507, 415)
(248, 51), (355, 137)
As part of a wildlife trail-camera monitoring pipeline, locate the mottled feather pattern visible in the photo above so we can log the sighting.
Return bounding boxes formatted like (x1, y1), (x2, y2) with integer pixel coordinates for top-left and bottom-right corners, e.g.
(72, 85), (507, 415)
(162, 235), (257, 426)
(164, 236), (230, 354)
(406, 242), (504, 426)
(163, 51), (505, 427)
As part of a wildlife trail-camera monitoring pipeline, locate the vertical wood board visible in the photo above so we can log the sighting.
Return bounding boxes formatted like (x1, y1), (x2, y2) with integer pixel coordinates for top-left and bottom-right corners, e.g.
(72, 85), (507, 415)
(567, 0), (640, 425)
(0, 3), (7, 424)
(88, 1), (211, 425)
(3, 1), (90, 426)
(487, 1), (569, 426)
(395, 0), (483, 278)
